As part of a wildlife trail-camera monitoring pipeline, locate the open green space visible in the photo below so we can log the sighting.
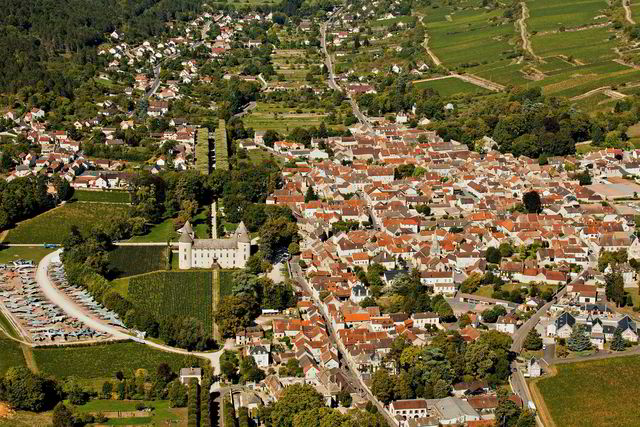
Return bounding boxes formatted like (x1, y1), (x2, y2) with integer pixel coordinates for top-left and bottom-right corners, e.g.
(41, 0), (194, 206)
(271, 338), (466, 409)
(537, 355), (640, 427)
(0, 332), (26, 375)
(32, 341), (206, 379)
(0, 411), (51, 427)
(195, 127), (210, 175)
(243, 102), (331, 133)
(526, 0), (608, 32)
(0, 246), (54, 265)
(72, 189), (131, 204)
(5, 202), (130, 244)
(413, 77), (491, 96)
(126, 217), (178, 243)
(107, 246), (169, 279)
(75, 400), (182, 426)
(129, 271), (213, 336)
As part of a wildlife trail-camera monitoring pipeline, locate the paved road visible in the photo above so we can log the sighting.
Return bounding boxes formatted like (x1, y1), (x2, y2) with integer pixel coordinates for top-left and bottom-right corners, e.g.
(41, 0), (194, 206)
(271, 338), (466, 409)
(289, 257), (397, 426)
(35, 250), (224, 372)
(320, 10), (372, 131)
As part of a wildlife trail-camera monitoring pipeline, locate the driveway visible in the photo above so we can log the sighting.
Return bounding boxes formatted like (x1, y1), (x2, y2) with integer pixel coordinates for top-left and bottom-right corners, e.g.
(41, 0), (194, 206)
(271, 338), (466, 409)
(36, 250), (224, 373)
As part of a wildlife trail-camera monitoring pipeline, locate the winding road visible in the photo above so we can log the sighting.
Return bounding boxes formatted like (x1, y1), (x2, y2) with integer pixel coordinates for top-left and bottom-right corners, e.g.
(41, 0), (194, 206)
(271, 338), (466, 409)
(35, 250), (224, 373)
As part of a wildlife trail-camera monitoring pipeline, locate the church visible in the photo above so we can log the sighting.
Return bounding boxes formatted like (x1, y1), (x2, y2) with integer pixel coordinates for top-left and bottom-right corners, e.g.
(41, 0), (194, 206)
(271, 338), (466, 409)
(178, 220), (251, 269)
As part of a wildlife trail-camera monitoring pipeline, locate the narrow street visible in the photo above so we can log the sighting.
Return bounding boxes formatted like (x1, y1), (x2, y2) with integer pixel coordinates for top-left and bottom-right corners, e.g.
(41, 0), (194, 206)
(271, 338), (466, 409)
(320, 11), (372, 131)
(288, 257), (398, 426)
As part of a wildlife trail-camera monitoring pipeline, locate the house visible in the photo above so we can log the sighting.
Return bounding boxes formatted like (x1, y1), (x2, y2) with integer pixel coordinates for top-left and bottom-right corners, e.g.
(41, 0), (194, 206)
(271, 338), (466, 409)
(411, 312), (440, 329)
(434, 397), (480, 425)
(495, 313), (518, 334)
(389, 399), (429, 421)
(179, 368), (202, 385)
(248, 343), (270, 368)
(546, 312), (575, 338)
(527, 358), (541, 378)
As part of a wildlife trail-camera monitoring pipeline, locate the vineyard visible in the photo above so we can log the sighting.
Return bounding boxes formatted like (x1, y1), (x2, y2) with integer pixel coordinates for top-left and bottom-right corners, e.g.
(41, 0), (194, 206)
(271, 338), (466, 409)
(195, 127), (210, 175)
(219, 270), (235, 297)
(129, 271), (213, 336)
(215, 119), (229, 171)
(107, 246), (169, 279)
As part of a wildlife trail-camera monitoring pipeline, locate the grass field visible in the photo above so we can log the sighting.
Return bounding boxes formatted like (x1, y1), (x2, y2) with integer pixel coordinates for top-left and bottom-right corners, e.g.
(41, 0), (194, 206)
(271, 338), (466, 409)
(72, 190), (131, 203)
(74, 400), (183, 425)
(0, 411), (51, 427)
(129, 271), (213, 335)
(32, 341), (206, 379)
(537, 355), (640, 427)
(107, 246), (169, 279)
(126, 217), (178, 243)
(5, 202), (130, 244)
(0, 332), (26, 375)
(0, 246), (54, 264)
(413, 77), (491, 96)
(526, 0), (608, 32)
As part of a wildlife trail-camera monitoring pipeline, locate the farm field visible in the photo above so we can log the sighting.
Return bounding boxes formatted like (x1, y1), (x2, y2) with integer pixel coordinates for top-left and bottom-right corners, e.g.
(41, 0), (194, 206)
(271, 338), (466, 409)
(107, 246), (169, 279)
(526, 0), (608, 33)
(0, 246), (54, 264)
(219, 270), (236, 297)
(215, 119), (229, 171)
(412, 77), (491, 96)
(195, 127), (210, 175)
(32, 341), (206, 379)
(72, 189), (131, 203)
(0, 410), (51, 427)
(129, 271), (213, 335)
(0, 332), (26, 375)
(536, 355), (640, 427)
(5, 202), (130, 244)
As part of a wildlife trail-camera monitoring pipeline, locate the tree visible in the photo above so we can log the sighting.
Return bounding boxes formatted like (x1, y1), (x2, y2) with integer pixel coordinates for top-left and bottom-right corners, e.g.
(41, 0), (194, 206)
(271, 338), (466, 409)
(605, 271), (625, 306)
(214, 295), (260, 337)
(200, 375), (211, 427)
(371, 368), (394, 404)
(523, 329), (543, 351)
(102, 381), (113, 399)
(337, 389), (352, 407)
(611, 327), (626, 351)
(2, 367), (60, 411)
(288, 242), (300, 255)
(567, 325), (591, 352)
(486, 247), (502, 264)
(263, 130), (279, 147)
(522, 190), (542, 214)
(220, 350), (240, 382)
(304, 186), (318, 203)
(495, 392), (522, 427)
(169, 380), (188, 408)
(270, 384), (324, 427)
(52, 402), (74, 427)
(187, 378), (199, 427)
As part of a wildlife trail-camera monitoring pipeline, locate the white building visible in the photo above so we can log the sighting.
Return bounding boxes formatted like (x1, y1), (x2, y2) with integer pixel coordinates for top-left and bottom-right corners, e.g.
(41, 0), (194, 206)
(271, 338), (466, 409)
(248, 343), (270, 368)
(178, 221), (251, 269)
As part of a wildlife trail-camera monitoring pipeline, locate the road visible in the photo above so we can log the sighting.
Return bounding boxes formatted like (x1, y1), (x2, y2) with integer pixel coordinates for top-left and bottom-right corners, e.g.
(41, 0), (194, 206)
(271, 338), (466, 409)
(35, 250), (224, 372)
(288, 256), (397, 426)
(232, 101), (257, 119)
(417, 16), (442, 66)
(320, 10), (372, 131)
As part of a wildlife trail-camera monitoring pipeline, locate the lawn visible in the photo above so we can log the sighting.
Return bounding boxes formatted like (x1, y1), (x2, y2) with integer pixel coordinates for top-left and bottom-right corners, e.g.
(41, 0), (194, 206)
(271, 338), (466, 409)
(537, 355), (640, 427)
(0, 246), (54, 264)
(126, 217), (178, 243)
(33, 341), (207, 379)
(5, 202), (130, 244)
(128, 271), (214, 336)
(413, 77), (491, 97)
(75, 400), (183, 426)
(72, 189), (131, 203)
(0, 332), (26, 375)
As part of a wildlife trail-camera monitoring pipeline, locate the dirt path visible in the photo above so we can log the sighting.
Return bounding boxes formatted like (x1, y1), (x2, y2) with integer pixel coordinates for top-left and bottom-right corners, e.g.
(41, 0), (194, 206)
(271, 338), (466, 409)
(570, 86), (628, 101)
(418, 16), (442, 66)
(454, 73), (505, 91)
(624, 0), (636, 24)
(518, 2), (542, 62)
(21, 343), (39, 373)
